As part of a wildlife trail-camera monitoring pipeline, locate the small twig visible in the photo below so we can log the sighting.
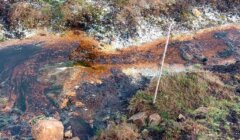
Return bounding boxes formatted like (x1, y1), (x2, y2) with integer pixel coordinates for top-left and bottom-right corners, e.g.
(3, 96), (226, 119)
(153, 23), (173, 104)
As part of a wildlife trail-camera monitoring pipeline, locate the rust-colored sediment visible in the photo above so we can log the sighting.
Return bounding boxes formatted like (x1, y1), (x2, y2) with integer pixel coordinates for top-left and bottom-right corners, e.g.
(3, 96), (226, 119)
(68, 24), (240, 67)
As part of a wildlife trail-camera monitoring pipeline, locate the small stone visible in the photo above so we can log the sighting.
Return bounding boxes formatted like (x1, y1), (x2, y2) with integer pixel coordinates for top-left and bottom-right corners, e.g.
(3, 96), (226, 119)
(128, 112), (148, 127)
(74, 85), (79, 90)
(148, 113), (162, 126)
(194, 107), (208, 119)
(177, 114), (186, 122)
(32, 118), (64, 140)
(141, 129), (149, 138)
(192, 8), (202, 17)
(64, 130), (73, 138)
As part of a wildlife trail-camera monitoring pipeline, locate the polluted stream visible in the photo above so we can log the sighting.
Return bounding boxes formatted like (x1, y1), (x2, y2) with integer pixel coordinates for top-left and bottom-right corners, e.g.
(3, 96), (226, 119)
(0, 36), (150, 139)
(0, 25), (240, 139)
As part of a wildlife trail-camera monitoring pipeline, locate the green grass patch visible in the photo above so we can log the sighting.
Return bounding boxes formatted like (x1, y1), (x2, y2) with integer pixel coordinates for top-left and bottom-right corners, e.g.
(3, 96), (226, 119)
(129, 72), (209, 118)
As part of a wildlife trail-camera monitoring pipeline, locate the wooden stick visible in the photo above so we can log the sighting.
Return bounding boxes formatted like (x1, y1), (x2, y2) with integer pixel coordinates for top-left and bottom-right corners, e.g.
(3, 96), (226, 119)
(153, 23), (173, 104)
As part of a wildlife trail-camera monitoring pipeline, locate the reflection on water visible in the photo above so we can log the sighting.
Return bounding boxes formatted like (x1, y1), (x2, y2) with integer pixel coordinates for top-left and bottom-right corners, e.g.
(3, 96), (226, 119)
(0, 45), (41, 83)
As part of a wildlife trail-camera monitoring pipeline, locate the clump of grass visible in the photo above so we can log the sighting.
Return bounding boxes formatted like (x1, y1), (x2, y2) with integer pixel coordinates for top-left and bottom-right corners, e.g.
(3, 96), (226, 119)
(96, 123), (139, 140)
(60, 0), (105, 28)
(129, 72), (209, 118)
(8, 2), (52, 29)
(128, 71), (239, 139)
(195, 96), (240, 130)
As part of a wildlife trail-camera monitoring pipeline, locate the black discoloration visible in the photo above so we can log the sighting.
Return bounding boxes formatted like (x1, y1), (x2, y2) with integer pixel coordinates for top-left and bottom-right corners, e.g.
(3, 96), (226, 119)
(208, 61), (240, 74)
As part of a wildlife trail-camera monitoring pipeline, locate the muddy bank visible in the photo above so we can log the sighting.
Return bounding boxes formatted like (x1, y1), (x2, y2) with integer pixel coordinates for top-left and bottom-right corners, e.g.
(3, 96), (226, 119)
(70, 25), (240, 66)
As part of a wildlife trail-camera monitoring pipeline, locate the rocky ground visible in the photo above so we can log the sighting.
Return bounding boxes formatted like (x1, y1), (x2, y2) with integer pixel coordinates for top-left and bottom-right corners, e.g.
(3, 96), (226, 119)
(0, 0), (240, 140)
(1, 0), (240, 47)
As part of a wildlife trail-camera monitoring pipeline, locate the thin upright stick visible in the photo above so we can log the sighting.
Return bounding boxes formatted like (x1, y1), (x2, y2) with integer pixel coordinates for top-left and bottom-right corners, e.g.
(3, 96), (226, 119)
(153, 23), (173, 104)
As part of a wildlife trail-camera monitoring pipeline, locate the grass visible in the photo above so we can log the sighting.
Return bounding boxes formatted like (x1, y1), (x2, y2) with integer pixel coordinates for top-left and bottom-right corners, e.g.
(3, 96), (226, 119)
(128, 71), (239, 139)
(8, 2), (52, 29)
(59, 0), (105, 29)
(96, 123), (139, 140)
(129, 72), (210, 118)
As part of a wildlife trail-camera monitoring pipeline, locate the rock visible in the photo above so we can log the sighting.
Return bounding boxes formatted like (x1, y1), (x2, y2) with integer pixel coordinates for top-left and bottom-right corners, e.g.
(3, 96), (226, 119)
(128, 112), (147, 127)
(194, 107), (208, 119)
(192, 8), (202, 17)
(177, 114), (186, 122)
(32, 118), (64, 140)
(64, 130), (73, 138)
(148, 113), (162, 126)
(141, 129), (149, 138)
(74, 85), (80, 90)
